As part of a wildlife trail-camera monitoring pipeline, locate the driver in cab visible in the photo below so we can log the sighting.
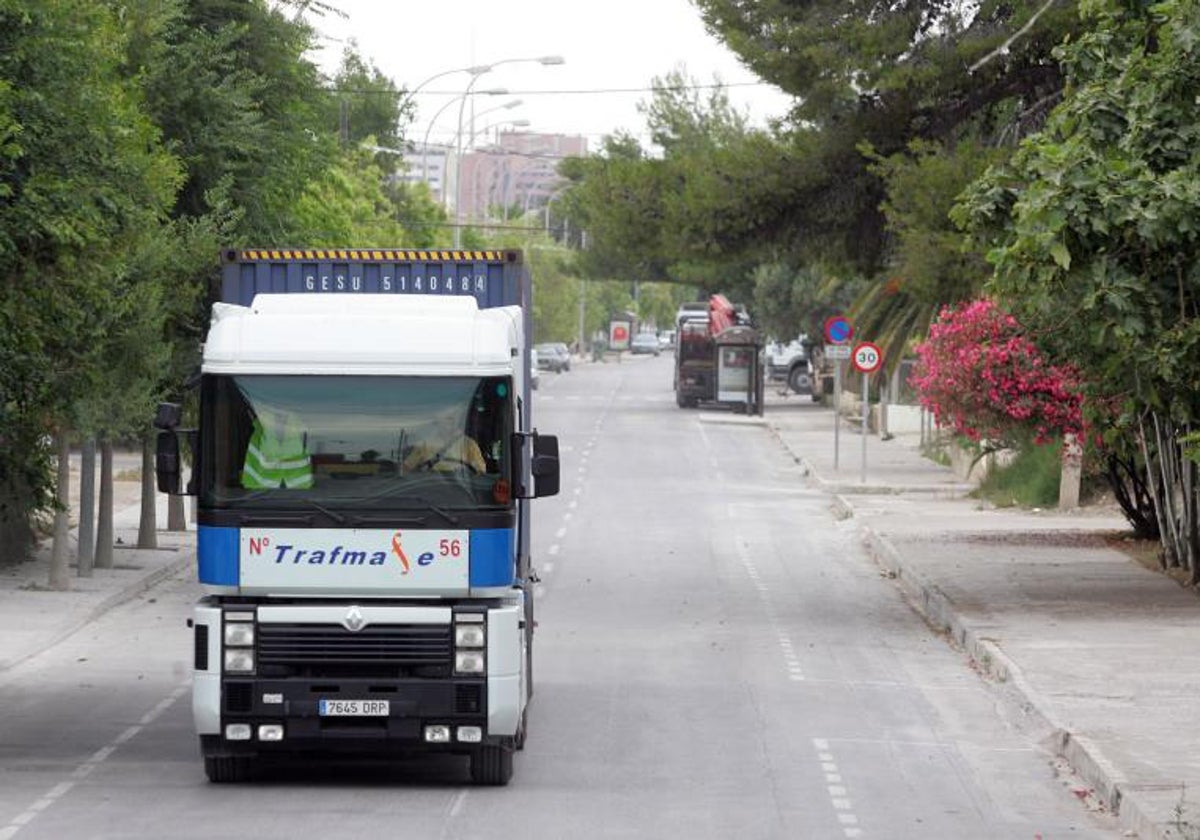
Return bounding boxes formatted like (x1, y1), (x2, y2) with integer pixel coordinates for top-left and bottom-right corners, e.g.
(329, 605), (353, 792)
(401, 412), (487, 475)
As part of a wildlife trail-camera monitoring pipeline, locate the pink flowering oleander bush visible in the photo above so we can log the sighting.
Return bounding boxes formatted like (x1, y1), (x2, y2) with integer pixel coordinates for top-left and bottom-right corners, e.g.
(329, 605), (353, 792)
(910, 298), (1084, 447)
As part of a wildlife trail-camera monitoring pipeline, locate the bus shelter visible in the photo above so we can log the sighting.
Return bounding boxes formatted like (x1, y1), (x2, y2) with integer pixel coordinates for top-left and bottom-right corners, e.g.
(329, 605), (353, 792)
(713, 325), (764, 415)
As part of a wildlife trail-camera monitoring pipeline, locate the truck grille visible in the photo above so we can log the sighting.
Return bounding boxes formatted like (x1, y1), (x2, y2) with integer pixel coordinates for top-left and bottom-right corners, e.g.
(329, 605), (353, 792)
(257, 623), (453, 679)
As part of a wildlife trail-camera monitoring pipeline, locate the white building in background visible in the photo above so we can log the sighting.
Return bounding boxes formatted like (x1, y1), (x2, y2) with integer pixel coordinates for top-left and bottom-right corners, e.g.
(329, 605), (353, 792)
(395, 142), (455, 206)
(394, 132), (588, 224)
(458, 132), (588, 221)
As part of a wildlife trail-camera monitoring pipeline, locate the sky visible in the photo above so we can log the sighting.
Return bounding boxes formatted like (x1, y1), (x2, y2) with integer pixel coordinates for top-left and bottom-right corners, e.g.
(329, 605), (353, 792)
(307, 0), (794, 153)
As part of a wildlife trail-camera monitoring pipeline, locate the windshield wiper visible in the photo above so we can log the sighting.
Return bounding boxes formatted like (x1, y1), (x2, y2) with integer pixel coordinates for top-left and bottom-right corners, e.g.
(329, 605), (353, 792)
(220, 491), (346, 524)
(365, 493), (461, 526)
(303, 498), (346, 525)
(351, 514), (429, 527)
(236, 513), (315, 526)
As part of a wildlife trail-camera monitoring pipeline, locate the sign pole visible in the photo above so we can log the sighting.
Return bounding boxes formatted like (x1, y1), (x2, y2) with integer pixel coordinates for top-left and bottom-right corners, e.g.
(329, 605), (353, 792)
(824, 316), (854, 474)
(849, 341), (884, 484)
(861, 371), (869, 484)
(833, 361), (841, 471)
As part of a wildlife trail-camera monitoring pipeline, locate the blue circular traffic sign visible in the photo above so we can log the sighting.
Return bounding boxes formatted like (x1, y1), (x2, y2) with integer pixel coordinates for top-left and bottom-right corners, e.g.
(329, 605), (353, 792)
(824, 315), (853, 344)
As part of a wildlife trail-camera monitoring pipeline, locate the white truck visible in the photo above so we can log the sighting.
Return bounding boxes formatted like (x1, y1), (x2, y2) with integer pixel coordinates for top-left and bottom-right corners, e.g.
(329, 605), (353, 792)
(154, 248), (559, 785)
(765, 336), (818, 398)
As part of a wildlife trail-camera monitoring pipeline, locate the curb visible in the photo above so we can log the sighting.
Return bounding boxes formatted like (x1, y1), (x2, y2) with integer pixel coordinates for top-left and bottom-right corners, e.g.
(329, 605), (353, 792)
(764, 422), (974, 497)
(856, 519), (1165, 839)
(773, 420), (1175, 837)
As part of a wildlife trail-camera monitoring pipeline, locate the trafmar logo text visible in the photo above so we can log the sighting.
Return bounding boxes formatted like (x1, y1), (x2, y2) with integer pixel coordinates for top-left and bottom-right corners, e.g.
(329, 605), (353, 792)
(247, 534), (440, 573)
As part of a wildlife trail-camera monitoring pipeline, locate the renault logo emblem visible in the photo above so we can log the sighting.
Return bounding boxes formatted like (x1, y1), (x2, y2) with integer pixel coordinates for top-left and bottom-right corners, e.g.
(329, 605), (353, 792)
(343, 606), (367, 632)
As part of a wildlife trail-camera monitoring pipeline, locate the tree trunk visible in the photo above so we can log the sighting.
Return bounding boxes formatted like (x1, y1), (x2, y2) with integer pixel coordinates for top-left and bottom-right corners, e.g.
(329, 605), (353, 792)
(1058, 433), (1082, 511)
(137, 435), (157, 549)
(49, 432), (71, 591)
(167, 494), (186, 532)
(77, 438), (96, 577)
(0, 477), (37, 565)
(95, 438), (114, 569)
(1138, 413), (1173, 569)
(1184, 431), (1199, 586)
(1156, 415), (1185, 569)
(878, 374), (890, 438)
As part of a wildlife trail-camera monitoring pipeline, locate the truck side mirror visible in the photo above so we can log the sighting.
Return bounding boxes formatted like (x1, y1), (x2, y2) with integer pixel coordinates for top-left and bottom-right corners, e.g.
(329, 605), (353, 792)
(531, 434), (559, 498)
(154, 402), (182, 430)
(511, 431), (560, 499)
(156, 430), (181, 494)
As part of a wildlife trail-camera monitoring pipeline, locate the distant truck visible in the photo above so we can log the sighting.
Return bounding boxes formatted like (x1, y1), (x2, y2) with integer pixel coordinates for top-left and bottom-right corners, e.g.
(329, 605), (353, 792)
(674, 315), (715, 407)
(155, 248), (559, 786)
(674, 295), (762, 411)
(765, 337), (819, 399)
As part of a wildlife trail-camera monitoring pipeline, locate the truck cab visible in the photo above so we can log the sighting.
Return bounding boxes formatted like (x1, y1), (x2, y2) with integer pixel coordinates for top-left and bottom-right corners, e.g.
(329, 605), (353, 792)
(157, 250), (558, 785)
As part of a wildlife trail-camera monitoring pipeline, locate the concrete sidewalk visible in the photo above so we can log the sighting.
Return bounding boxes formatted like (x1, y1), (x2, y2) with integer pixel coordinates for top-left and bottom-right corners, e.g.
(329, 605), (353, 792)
(0, 472), (196, 674)
(763, 394), (1200, 840)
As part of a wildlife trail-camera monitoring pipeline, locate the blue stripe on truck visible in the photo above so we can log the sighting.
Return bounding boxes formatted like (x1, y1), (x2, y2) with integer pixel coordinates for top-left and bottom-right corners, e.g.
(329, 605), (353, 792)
(197, 525), (239, 585)
(470, 528), (515, 587)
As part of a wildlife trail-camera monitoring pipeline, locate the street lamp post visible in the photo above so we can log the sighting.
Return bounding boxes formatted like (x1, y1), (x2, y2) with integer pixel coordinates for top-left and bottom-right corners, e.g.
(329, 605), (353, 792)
(397, 63), (496, 117)
(453, 55), (564, 247)
(418, 91), (513, 203)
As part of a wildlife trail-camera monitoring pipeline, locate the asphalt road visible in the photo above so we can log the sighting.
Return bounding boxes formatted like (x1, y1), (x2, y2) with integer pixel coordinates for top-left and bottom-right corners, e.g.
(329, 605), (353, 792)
(0, 355), (1119, 839)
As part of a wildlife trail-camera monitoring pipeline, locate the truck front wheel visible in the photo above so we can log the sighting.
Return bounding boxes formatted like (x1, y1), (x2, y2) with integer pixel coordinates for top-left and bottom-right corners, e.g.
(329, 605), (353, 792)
(470, 745), (513, 786)
(788, 365), (812, 395)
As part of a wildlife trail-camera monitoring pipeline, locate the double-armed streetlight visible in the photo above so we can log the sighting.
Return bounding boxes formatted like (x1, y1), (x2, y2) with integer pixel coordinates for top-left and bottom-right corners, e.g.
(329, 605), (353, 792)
(452, 55), (564, 246)
(397, 62), (507, 116)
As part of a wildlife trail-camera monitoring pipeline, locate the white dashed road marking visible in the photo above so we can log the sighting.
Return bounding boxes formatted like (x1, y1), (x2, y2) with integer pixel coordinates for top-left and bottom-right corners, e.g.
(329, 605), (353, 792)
(0, 682), (189, 839)
(731, 511), (804, 682)
(813, 739), (863, 837)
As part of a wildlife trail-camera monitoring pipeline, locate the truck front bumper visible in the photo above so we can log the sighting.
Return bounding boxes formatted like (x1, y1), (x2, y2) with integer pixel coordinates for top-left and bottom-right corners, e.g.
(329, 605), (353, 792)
(192, 599), (525, 757)
(198, 674), (493, 757)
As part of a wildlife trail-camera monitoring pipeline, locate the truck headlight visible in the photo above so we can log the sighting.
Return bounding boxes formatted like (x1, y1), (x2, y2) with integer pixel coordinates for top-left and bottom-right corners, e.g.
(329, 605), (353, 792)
(224, 623), (255, 647)
(455, 624), (485, 648)
(224, 649), (255, 673)
(455, 651), (485, 674)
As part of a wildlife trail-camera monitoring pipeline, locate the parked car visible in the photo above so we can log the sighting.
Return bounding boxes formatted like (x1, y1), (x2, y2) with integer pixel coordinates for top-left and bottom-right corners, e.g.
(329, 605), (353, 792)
(530, 349), (540, 390)
(630, 332), (661, 356)
(658, 330), (675, 350)
(535, 342), (571, 373)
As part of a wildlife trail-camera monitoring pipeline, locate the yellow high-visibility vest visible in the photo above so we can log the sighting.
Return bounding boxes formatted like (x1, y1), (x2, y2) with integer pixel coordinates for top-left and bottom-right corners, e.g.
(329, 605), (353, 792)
(241, 414), (313, 489)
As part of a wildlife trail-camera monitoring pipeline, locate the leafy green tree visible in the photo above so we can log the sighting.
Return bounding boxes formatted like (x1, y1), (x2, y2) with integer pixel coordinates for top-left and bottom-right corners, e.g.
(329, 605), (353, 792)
(560, 71), (800, 303)
(559, 133), (671, 286)
(293, 144), (406, 245)
(752, 262), (863, 342)
(852, 138), (1004, 362)
(324, 45), (405, 152)
(696, 0), (1077, 132)
(382, 177), (448, 248)
(138, 0), (337, 242)
(684, 2), (1081, 354)
(529, 245), (582, 344)
(956, 0), (1200, 570)
(636, 282), (696, 333)
(0, 0), (180, 573)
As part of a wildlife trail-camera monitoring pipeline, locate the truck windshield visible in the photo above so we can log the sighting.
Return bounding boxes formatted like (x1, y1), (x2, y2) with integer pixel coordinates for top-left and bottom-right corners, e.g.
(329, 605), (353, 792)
(200, 374), (514, 511)
(678, 321), (712, 362)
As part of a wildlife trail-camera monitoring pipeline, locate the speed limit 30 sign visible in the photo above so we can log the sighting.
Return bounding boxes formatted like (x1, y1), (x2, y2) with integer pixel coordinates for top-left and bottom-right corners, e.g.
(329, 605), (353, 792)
(851, 342), (883, 374)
